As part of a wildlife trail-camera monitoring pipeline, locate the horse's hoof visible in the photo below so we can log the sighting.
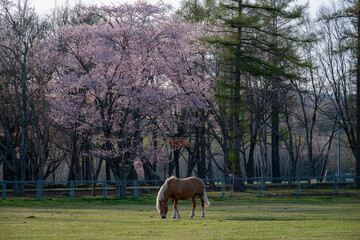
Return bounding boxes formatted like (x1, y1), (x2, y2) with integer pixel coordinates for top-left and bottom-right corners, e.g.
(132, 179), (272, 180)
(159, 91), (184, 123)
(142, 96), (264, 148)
(171, 216), (176, 219)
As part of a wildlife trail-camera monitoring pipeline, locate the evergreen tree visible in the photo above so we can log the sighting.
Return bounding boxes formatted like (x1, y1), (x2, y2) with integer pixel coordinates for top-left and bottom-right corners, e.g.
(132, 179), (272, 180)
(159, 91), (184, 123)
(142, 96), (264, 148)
(259, 0), (308, 182)
(178, 0), (218, 23)
(206, 0), (308, 186)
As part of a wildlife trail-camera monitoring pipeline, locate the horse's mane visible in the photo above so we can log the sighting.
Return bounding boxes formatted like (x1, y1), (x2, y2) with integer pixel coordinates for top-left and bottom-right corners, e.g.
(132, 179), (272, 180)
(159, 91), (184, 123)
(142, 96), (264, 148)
(166, 176), (177, 181)
(156, 177), (176, 212)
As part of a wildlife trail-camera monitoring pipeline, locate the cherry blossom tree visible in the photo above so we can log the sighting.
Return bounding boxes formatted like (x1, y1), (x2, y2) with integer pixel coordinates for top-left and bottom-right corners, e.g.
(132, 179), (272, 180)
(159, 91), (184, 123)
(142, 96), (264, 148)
(43, 1), (211, 197)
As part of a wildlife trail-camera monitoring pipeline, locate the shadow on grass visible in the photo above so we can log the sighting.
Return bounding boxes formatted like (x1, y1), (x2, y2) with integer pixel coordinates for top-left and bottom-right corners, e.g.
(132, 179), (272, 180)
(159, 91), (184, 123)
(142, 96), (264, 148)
(224, 216), (306, 222)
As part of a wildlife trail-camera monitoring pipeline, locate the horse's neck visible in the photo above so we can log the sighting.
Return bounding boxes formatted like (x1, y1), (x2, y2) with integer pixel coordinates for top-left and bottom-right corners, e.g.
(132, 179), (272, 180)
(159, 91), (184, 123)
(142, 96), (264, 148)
(163, 196), (169, 202)
(162, 188), (170, 201)
(158, 182), (169, 202)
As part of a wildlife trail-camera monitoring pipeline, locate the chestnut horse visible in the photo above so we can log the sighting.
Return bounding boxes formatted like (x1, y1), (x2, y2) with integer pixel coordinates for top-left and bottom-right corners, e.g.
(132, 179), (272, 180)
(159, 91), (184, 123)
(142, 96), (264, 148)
(156, 176), (210, 219)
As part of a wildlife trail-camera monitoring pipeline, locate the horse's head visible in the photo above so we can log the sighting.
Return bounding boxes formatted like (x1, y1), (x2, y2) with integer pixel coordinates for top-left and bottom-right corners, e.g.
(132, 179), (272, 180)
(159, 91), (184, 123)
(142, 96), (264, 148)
(157, 200), (168, 219)
(156, 180), (170, 219)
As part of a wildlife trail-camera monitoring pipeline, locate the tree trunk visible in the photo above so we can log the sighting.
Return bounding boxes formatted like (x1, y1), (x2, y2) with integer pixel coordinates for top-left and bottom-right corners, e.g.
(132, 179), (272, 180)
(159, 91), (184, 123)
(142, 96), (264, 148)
(67, 131), (79, 181)
(246, 128), (257, 183)
(143, 160), (161, 181)
(271, 96), (281, 183)
(356, 1), (360, 189)
(13, 51), (30, 197)
(198, 111), (207, 179)
(168, 146), (181, 178)
(199, 124), (207, 179)
(152, 127), (158, 173)
(109, 157), (128, 198)
(230, 0), (245, 192)
(114, 181), (127, 198)
(319, 124), (335, 180)
(80, 141), (90, 181)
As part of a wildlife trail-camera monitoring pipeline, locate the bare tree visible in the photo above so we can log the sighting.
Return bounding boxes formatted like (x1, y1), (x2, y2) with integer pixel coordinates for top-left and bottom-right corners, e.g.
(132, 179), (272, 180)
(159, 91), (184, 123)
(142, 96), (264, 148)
(317, 1), (360, 187)
(0, 0), (43, 196)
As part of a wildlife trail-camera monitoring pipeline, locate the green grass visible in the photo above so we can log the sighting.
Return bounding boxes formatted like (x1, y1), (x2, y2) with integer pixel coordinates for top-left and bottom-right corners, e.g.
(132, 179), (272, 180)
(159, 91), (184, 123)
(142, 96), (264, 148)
(208, 187), (360, 198)
(0, 196), (359, 239)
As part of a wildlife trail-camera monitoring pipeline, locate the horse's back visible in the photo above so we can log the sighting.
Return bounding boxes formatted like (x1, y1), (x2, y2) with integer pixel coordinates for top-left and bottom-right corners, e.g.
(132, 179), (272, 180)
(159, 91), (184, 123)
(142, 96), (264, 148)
(186, 177), (205, 189)
(167, 177), (205, 200)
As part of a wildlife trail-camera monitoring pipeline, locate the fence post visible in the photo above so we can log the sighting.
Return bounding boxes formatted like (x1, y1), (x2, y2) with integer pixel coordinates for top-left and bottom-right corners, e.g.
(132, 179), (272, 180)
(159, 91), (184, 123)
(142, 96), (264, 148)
(37, 181), (43, 200)
(70, 182), (75, 199)
(258, 178), (263, 197)
(221, 178), (225, 197)
(134, 180), (138, 198)
(103, 181), (107, 198)
(296, 178), (301, 196)
(333, 177), (338, 195)
(2, 182), (6, 200)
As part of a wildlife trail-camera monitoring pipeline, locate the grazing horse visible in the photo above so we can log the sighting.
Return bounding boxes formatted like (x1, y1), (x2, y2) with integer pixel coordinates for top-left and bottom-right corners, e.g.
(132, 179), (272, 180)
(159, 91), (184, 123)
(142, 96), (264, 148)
(156, 176), (210, 219)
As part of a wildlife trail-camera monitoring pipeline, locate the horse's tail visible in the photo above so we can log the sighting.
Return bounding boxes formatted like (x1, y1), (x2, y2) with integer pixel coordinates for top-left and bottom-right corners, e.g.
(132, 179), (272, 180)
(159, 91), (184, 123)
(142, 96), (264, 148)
(203, 188), (210, 207)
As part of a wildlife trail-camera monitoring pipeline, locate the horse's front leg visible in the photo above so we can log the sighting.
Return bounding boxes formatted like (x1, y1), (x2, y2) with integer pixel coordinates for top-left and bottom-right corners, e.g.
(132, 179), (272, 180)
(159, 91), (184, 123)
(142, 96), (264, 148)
(170, 198), (177, 219)
(189, 197), (196, 218)
(171, 198), (180, 219)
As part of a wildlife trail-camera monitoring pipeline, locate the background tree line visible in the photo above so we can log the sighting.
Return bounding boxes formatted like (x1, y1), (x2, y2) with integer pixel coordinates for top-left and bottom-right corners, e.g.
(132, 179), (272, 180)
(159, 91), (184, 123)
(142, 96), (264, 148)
(0, 0), (359, 197)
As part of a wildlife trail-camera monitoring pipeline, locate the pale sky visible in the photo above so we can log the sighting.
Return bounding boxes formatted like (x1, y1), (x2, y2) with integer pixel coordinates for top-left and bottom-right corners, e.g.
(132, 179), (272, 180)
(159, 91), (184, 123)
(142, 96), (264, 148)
(28, 0), (329, 17)
(29, 0), (181, 14)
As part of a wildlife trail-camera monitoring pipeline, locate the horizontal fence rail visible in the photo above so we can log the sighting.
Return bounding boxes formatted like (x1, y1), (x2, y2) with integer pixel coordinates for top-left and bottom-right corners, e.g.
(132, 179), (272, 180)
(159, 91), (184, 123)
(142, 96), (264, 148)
(0, 175), (358, 200)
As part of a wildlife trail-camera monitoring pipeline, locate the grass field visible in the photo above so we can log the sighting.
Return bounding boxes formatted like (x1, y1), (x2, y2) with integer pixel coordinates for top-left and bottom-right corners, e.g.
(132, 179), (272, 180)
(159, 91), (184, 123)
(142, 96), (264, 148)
(0, 196), (359, 240)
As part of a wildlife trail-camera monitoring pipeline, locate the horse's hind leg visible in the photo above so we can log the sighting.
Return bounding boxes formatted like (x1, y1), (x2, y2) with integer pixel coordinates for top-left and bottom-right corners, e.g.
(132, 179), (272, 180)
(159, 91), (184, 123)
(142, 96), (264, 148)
(189, 197), (196, 218)
(200, 195), (205, 218)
